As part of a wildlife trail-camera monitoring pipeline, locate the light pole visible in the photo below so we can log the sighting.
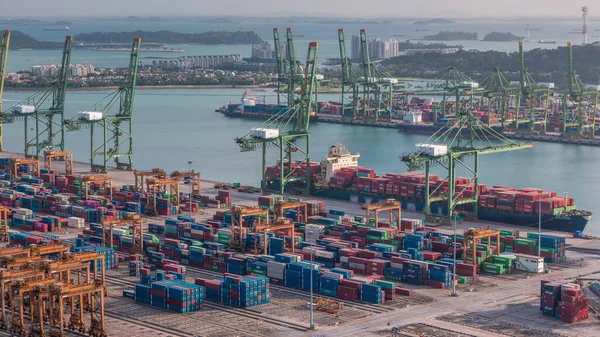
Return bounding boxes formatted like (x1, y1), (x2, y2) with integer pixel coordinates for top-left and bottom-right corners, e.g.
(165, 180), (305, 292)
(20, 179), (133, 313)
(309, 248), (315, 330)
(188, 160), (193, 219)
(538, 189), (542, 256)
(452, 212), (457, 296)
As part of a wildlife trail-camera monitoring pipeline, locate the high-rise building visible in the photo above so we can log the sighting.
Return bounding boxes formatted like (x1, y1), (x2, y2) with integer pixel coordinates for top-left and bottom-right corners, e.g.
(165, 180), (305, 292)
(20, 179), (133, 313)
(351, 36), (399, 60)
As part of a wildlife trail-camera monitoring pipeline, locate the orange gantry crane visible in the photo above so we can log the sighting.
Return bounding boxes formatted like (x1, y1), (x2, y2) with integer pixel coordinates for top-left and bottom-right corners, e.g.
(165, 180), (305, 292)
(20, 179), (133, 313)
(0, 205), (8, 242)
(230, 206), (270, 251)
(48, 281), (107, 337)
(171, 170), (201, 195)
(463, 227), (501, 266)
(80, 175), (113, 200)
(274, 200), (308, 222)
(133, 168), (166, 192)
(9, 157), (39, 179)
(253, 218), (296, 254)
(43, 150), (74, 175)
(145, 177), (180, 216)
(101, 214), (144, 254)
(364, 199), (401, 229)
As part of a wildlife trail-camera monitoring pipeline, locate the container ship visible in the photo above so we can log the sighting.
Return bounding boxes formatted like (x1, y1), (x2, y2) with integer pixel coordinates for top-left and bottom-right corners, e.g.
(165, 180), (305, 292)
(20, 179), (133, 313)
(265, 145), (591, 233)
(216, 91), (319, 122)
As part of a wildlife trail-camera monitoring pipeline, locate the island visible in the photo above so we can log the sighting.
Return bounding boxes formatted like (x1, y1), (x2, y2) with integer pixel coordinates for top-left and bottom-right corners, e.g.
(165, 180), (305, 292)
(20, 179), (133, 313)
(7, 31), (64, 50)
(400, 40), (463, 51)
(482, 32), (525, 42)
(423, 31), (478, 41)
(413, 19), (454, 25)
(196, 17), (236, 24)
(75, 30), (264, 45)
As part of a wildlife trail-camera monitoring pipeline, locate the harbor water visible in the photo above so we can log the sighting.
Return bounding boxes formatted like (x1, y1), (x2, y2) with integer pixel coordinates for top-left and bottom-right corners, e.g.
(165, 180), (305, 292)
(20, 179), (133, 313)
(2, 88), (599, 236)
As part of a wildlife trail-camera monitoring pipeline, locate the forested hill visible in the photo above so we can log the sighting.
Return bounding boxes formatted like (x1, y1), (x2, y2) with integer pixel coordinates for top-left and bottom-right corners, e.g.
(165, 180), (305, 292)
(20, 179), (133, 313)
(75, 30), (264, 45)
(381, 43), (600, 87)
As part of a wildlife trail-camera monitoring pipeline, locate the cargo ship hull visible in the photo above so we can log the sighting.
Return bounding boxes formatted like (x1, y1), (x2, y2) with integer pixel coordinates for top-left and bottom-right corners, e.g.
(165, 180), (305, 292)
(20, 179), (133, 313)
(219, 110), (319, 122)
(309, 188), (589, 233)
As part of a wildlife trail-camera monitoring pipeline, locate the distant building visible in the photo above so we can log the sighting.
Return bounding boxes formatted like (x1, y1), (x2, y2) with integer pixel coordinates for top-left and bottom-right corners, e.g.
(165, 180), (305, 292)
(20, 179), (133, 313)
(404, 48), (460, 56)
(351, 36), (399, 60)
(31, 64), (95, 77)
(151, 55), (243, 69)
(251, 41), (274, 59)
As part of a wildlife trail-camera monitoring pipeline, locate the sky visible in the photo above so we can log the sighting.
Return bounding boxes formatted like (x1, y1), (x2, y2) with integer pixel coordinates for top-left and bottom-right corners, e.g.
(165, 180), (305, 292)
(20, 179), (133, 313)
(0, 0), (592, 18)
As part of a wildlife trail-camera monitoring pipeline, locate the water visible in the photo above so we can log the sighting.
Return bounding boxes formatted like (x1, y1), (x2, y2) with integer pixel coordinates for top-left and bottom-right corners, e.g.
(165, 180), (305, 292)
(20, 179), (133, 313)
(3, 17), (595, 72)
(2, 88), (599, 236)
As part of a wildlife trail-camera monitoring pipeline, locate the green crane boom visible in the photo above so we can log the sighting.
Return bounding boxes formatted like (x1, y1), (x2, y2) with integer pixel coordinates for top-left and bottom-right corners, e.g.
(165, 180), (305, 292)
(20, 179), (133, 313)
(1, 35), (72, 158)
(273, 28), (286, 105)
(65, 37), (141, 173)
(0, 30), (10, 152)
(401, 94), (532, 224)
(235, 42), (319, 196)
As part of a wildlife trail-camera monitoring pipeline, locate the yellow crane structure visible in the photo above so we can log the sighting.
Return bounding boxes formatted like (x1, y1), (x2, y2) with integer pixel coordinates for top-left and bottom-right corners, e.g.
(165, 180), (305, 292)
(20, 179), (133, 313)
(253, 218), (297, 254)
(364, 199), (401, 229)
(0, 205), (8, 242)
(170, 170), (201, 195)
(230, 206), (270, 251)
(102, 214), (144, 254)
(9, 157), (39, 179)
(0, 244), (107, 336)
(0, 30), (10, 152)
(80, 175), (113, 200)
(43, 150), (73, 175)
(145, 177), (180, 216)
(274, 200), (308, 222)
(463, 227), (501, 266)
(133, 168), (166, 192)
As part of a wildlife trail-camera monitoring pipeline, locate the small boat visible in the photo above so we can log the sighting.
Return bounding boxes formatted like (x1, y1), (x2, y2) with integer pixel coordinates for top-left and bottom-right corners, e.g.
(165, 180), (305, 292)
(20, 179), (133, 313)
(538, 40), (556, 44)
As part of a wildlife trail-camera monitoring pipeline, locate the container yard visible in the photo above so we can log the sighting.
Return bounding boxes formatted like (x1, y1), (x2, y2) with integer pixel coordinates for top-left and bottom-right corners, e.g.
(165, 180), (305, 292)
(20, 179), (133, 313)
(0, 27), (599, 337)
(0, 151), (597, 337)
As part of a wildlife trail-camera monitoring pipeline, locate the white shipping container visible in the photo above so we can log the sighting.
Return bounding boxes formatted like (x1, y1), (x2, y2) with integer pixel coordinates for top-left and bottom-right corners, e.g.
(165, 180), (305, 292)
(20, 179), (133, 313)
(416, 143), (448, 156)
(585, 84), (600, 91)
(177, 243), (188, 249)
(537, 82), (555, 89)
(13, 105), (35, 113)
(350, 276), (374, 284)
(390, 262), (403, 269)
(515, 254), (544, 273)
(340, 256), (349, 263)
(251, 127), (279, 139)
(78, 111), (103, 121)
(322, 271), (344, 280)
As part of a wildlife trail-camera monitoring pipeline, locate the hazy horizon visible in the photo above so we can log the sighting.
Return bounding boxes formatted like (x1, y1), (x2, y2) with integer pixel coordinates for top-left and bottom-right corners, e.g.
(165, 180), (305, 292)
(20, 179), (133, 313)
(0, 1), (596, 19)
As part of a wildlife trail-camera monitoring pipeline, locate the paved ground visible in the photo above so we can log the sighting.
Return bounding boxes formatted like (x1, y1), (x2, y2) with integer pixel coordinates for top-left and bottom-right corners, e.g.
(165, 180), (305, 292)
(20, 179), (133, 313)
(2, 151), (599, 337)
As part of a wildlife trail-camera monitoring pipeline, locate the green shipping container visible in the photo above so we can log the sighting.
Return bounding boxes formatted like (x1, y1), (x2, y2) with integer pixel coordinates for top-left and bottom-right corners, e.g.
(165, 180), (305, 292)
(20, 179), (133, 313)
(514, 238), (536, 247)
(375, 280), (396, 289)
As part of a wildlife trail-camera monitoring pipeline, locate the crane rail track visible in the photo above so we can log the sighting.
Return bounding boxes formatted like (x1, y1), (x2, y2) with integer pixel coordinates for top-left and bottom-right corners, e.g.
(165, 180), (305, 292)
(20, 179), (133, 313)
(104, 276), (308, 334)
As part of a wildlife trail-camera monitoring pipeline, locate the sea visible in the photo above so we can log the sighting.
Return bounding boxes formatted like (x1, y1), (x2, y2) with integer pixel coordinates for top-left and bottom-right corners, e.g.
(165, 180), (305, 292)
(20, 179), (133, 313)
(1, 18), (600, 236)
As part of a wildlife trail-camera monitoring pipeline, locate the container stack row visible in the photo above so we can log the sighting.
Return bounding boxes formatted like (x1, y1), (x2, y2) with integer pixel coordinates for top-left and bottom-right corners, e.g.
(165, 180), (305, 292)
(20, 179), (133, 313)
(540, 279), (589, 323)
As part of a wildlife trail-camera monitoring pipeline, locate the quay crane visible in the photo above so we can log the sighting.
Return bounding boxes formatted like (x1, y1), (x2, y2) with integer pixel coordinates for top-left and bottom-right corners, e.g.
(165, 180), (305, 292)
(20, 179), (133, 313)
(479, 67), (518, 127)
(0, 30), (10, 151)
(235, 42), (319, 195)
(400, 90), (533, 224)
(64, 37), (141, 173)
(562, 42), (599, 138)
(337, 29), (360, 119)
(1, 35), (72, 158)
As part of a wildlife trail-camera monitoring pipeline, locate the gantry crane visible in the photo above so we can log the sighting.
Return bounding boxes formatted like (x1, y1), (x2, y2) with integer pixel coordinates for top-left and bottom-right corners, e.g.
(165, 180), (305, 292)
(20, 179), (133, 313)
(7, 278), (56, 335)
(1, 35), (72, 158)
(101, 214), (144, 254)
(337, 29), (359, 119)
(170, 170), (200, 195)
(0, 205), (8, 242)
(9, 157), (39, 179)
(512, 41), (553, 133)
(463, 227), (500, 266)
(253, 218), (296, 254)
(145, 177), (180, 216)
(49, 281), (107, 337)
(235, 42), (319, 195)
(274, 200), (307, 222)
(400, 92), (533, 224)
(230, 206), (270, 251)
(43, 149), (73, 175)
(364, 199), (401, 229)
(273, 28), (286, 105)
(562, 42), (599, 137)
(134, 168), (166, 192)
(0, 30), (10, 152)
(479, 67), (518, 127)
(65, 37), (141, 173)
(79, 175), (112, 200)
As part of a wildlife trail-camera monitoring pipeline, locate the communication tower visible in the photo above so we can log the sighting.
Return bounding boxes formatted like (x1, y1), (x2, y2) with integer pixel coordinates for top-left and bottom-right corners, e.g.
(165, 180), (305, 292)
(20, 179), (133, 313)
(582, 6), (588, 45)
